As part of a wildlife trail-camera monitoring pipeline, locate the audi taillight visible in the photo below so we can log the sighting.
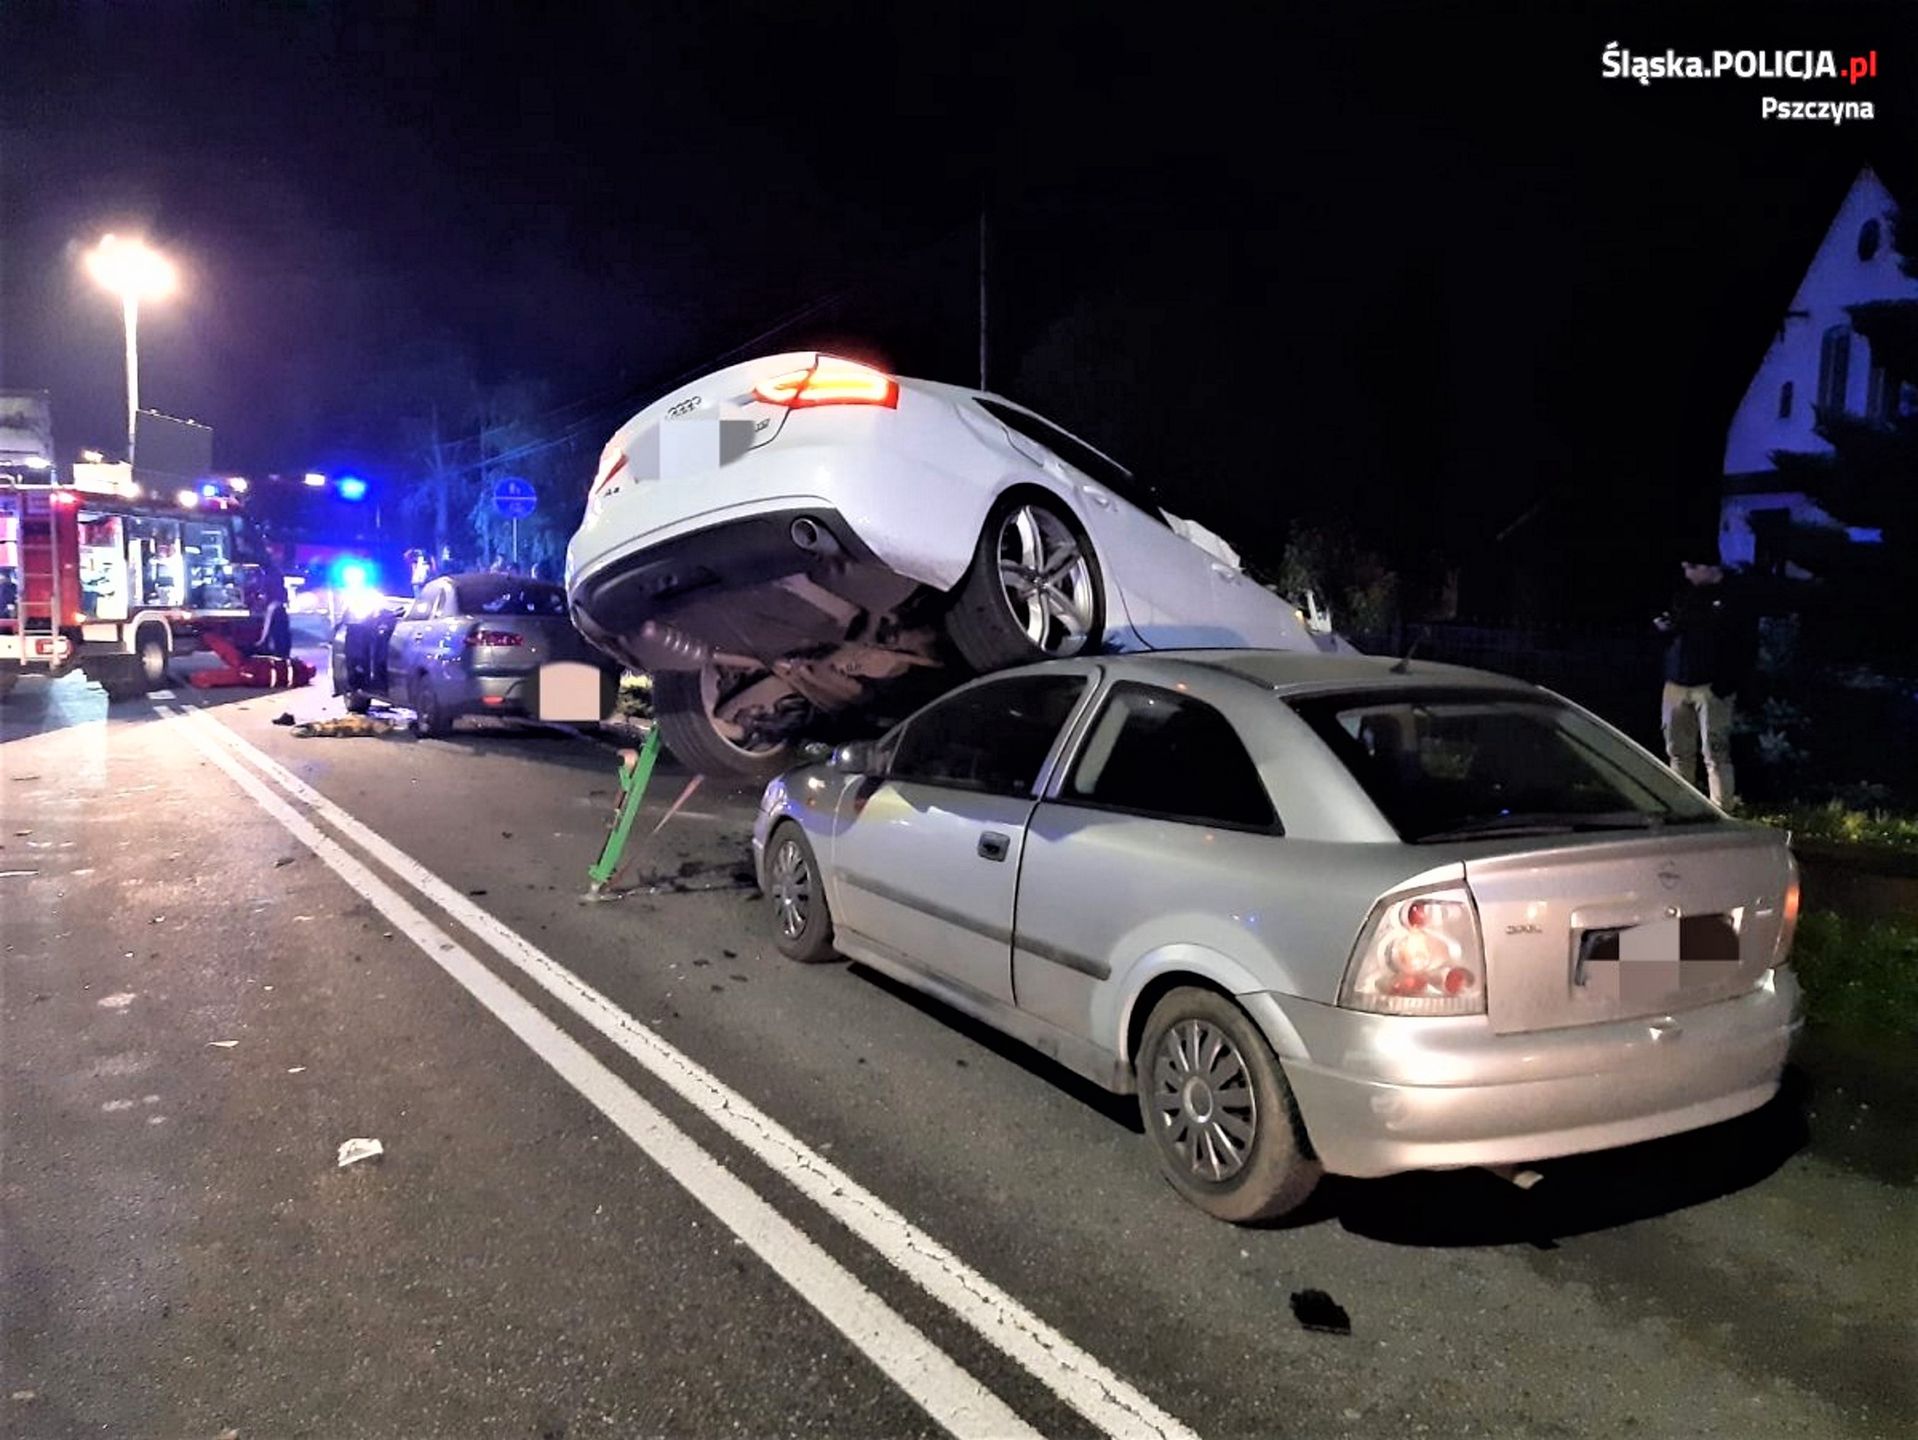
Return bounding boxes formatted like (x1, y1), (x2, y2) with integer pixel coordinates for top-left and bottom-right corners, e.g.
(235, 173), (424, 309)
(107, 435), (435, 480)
(1342, 887), (1486, 1017)
(466, 629), (523, 648)
(1775, 859), (1801, 967)
(752, 357), (899, 410)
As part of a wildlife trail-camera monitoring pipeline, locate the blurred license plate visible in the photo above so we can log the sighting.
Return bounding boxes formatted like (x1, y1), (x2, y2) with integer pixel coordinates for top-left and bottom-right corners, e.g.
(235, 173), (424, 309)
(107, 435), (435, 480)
(532, 661), (611, 723)
(1576, 914), (1743, 1001)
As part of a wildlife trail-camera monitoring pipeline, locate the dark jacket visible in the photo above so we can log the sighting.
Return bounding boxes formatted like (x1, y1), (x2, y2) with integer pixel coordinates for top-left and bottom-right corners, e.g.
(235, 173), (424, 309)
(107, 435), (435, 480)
(1662, 581), (1755, 694)
(247, 601), (292, 660)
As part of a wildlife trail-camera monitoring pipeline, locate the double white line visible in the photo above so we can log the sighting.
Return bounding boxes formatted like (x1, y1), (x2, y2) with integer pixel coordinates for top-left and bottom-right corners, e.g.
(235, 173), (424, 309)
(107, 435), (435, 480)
(160, 703), (1201, 1440)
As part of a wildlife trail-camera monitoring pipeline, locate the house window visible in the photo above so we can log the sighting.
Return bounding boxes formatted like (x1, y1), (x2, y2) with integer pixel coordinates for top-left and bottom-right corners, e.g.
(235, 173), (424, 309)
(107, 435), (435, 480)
(1777, 381), (1793, 419)
(1817, 326), (1852, 414)
(1859, 219), (1882, 262)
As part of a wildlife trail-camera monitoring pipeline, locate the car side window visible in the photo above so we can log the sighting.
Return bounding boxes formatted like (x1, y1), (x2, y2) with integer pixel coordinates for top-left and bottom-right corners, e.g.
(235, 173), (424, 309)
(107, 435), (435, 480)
(1065, 682), (1278, 830)
(427, 583), (449, 620)
(889, 674), (1088, 797)
(974, 398), (1167, 525)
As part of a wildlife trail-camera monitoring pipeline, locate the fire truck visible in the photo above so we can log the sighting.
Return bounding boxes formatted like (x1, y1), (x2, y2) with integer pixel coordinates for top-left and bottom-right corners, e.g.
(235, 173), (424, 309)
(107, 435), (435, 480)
(0, 465), (282, 701)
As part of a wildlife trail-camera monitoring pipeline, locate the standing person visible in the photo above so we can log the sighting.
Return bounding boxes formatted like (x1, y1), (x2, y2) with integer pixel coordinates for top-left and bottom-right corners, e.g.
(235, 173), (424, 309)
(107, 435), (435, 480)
(1654, 554), (1755, 808)
(241, 587), (292, 661)
(407, 548), (433, 596)
(490, 553), (511, 574)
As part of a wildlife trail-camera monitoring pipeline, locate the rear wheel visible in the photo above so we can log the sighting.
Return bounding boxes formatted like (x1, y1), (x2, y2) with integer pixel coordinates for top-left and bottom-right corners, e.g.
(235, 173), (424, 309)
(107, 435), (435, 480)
(651, 665), (794, 780)
(410, 675), (452, 736)
(1135, 988), (1321, 1224)
(946, 494), (1105, 672)
(135, 627), (170, 690)
(766, 822), (836, 962)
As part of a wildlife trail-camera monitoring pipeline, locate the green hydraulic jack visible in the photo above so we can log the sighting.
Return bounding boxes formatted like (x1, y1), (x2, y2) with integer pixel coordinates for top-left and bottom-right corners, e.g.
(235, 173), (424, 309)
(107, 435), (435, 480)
(585, 725), (663, 900)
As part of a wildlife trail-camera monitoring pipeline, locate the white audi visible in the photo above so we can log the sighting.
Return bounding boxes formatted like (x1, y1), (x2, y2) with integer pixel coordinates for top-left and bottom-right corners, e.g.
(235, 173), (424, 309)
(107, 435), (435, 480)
(566, 352), (1345, 775)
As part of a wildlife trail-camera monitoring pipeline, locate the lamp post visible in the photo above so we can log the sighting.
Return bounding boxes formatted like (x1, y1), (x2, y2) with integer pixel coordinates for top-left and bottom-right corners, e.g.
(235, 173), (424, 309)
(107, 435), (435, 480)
(84, 235), (176, 466)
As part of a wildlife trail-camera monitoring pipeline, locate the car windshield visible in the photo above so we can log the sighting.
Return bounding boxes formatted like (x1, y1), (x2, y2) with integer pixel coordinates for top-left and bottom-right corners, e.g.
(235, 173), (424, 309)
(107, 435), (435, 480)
(454, 577), (568, 616)
(1288, 688), (1721, 843)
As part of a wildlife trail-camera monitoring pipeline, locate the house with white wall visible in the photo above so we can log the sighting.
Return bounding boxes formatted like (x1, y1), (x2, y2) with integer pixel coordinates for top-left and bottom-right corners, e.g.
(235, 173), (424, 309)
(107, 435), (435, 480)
(1721, 167), (1910, 573)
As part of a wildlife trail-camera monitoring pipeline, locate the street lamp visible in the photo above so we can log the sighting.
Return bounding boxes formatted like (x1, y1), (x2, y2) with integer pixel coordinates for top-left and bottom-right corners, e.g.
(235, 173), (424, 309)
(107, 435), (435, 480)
(84, 235), (176, 466)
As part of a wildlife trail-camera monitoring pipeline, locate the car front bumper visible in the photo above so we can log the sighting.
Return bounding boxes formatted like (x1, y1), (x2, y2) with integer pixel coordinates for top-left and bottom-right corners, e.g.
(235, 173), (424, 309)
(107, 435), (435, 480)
(1245, 969), (1802, 1178)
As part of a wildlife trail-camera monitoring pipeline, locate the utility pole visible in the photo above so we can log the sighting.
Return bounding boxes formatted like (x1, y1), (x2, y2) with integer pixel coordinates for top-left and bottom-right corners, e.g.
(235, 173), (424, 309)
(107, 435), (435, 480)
(978, 209), (989, 392)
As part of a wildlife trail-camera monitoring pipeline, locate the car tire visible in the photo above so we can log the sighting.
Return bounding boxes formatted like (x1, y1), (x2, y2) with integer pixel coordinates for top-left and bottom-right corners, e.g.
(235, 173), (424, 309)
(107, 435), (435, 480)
(1135, 988), (1321, 1224)
(651, 666), (794, 781)
(411, 675), (452, 737)
(945, 493), (1106, 673)
(765, 822), (837, 963)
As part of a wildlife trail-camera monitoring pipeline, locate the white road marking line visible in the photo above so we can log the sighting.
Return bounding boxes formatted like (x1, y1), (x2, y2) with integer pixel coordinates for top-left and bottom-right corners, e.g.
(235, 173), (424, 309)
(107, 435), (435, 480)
(158, 706), (1038, 1440)
(183, 703), (1201, 1440)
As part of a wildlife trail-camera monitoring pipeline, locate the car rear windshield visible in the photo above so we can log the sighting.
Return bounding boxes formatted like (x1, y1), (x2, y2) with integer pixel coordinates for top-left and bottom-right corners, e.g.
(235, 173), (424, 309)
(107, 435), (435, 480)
(454, 578), (568, 616)
(1288, 688), (1720, 842)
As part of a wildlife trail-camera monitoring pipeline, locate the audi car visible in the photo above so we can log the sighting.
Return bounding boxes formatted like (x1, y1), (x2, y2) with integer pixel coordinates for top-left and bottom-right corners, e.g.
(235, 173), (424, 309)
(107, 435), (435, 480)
(566, 352), (1348, 777)
(752, 651), (1802, 1223)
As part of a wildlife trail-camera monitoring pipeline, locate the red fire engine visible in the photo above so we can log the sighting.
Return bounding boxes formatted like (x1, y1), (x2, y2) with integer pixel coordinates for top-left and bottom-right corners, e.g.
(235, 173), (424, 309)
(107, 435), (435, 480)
(0, 468), (283, 701)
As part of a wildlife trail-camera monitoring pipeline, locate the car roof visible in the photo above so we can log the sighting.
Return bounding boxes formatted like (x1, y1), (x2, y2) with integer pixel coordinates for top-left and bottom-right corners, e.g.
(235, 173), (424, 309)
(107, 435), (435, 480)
(1098, 648), (1539, 697)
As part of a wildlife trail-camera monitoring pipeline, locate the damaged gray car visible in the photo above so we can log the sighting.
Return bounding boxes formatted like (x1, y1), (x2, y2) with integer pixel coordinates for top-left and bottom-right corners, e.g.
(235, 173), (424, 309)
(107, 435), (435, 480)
(752, 650), (1803, 1223)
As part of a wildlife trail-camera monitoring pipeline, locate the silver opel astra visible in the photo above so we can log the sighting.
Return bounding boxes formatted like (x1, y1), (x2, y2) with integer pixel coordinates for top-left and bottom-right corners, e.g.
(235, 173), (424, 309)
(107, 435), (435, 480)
(751, 651), (1802, 1222)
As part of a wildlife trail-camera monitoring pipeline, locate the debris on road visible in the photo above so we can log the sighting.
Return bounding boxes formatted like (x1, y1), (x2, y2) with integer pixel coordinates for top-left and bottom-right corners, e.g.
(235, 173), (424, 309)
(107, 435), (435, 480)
(336, 1137), (384, 1168)
(207, 1040), (240, 1049)
(294, 715), (400, 739)
(0, 870), (39, 879)
(287, 1066), (307, 1074)
(272, 712), (297, 726)
(1290, 1289), (1352, 1335)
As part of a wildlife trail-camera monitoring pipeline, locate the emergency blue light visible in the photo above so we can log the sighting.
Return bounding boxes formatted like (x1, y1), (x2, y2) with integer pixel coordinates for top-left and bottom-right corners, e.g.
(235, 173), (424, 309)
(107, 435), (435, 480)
(334, 559), (373, 590)
(200, 482), (220, 497)
(336, 476), (368, 502)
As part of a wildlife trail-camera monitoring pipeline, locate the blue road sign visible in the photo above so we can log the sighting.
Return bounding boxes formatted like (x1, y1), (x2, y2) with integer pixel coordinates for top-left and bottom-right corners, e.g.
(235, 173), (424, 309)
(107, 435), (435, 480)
(492, 476), (537, 519)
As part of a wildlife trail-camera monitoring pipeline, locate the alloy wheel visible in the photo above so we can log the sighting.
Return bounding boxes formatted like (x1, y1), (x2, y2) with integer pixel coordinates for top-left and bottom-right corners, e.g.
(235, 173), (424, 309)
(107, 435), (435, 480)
(995, 505), (1096, 655)
(769, 836), (811, 940)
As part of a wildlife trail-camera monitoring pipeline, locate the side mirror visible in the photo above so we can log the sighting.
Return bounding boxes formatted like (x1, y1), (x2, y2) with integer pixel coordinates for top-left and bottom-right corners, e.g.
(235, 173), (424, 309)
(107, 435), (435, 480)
(828, 740), (876, 773)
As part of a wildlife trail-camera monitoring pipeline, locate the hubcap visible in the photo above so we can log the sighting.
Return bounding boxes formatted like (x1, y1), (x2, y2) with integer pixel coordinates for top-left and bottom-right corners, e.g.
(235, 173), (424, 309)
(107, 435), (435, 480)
(996, 506), (1095, 656)
(769, 838), (810, 939)
(1152, 1019), (1258, 1182)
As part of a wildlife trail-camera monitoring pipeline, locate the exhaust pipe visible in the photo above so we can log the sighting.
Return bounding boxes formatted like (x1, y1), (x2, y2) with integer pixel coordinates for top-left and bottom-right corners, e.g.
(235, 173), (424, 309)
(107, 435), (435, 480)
(1483, 1164), (1544, 1190)
(790, 515), (841, 558)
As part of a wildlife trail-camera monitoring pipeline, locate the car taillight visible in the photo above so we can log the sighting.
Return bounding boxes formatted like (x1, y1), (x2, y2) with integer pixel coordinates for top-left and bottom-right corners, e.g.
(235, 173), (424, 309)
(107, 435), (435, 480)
(591, 451), (628, 496)
(466, 629), (523, 647)
(1775, 863), (1802, 967)
(1342, 887), (1486, 1017)
(752, 357), (899, 409)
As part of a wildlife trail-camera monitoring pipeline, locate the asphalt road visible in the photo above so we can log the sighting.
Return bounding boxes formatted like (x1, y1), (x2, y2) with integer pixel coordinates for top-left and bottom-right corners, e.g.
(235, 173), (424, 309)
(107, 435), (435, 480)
(2, 648), (1913, 1440)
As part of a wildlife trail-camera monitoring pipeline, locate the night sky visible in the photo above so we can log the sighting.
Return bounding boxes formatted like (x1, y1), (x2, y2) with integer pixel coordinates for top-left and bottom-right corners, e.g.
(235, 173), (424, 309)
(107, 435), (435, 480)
(5, 0), (1915, 618)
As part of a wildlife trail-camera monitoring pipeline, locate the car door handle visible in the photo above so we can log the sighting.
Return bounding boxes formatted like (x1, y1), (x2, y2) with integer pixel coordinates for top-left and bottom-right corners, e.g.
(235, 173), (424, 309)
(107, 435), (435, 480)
(1080, 486), (1114, 509)
(977, 831), (1010, 862)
